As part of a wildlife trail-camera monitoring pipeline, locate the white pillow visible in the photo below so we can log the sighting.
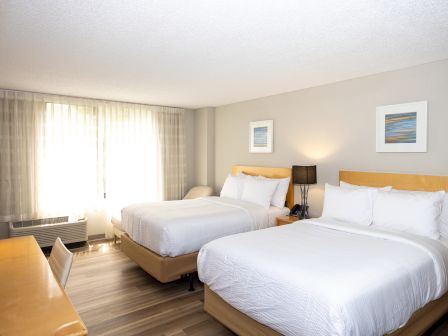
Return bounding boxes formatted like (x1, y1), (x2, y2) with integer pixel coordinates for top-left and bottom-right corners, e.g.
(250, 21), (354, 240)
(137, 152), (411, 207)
(237, 172), (290, 208)
(373, 190), (445, 239)
(220, 174), (245, 199)
(322, 184), (375, 226)
(257, 176), (290, 208)
(340, 181), (392, 191)
(270, 177), (290, 208)
(241, 178), (279, 208)
(440, 194), (448, 239)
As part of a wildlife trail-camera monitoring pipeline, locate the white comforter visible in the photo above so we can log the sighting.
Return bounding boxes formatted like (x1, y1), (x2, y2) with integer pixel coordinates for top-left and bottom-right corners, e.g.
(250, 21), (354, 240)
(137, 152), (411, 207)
(121, 196), (270, 257)
(198, 218), (448, 336)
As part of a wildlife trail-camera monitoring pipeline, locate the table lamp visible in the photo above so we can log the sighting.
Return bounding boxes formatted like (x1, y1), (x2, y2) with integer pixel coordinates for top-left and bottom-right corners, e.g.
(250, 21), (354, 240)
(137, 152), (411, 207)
(292, 165), (317, 219)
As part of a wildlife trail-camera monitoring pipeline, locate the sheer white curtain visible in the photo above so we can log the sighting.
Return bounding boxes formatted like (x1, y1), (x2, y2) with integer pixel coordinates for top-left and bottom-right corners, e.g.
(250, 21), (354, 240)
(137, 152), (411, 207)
(100, 102), (162, 216)
(0, 89), (186, 223)
(36, 100), (100, 220)
(0, 90), (41, 221)
(155, 108), (186, 200)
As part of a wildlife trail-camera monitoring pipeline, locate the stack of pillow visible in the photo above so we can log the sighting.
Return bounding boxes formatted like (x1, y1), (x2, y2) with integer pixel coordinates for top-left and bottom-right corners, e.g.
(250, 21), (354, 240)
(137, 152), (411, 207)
(220, 173), (290, 209)
(322, 182), (448, 240)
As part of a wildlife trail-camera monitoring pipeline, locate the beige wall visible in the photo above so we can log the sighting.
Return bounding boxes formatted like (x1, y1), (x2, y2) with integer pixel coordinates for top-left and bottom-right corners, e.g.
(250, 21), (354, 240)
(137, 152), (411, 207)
(184, 109), (196, 191)
(215, 59), (448, 217)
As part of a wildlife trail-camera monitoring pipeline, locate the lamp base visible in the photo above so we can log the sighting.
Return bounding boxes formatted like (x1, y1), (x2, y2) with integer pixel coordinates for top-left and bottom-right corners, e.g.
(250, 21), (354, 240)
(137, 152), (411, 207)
(299, 205), (310, 219)
(298, 183), (311, 220)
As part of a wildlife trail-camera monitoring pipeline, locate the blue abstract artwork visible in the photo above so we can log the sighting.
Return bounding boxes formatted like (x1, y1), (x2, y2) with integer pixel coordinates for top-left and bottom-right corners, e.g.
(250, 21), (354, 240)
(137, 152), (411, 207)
(385, 112), (417, 144)
(253, 126), (268, 147)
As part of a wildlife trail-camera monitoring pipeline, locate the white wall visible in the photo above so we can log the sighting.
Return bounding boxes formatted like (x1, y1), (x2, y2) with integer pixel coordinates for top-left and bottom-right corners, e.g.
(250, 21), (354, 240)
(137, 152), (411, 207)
(214, 59), (448, 217)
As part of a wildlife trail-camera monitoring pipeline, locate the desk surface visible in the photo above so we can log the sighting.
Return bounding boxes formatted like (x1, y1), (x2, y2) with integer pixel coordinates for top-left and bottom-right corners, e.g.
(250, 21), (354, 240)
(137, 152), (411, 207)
(0, 236), (87, 336)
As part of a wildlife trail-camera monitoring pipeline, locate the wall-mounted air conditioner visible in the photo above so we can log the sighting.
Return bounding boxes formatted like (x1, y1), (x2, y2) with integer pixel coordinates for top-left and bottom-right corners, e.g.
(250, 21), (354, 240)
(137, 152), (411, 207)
(9, 216), (87, 247)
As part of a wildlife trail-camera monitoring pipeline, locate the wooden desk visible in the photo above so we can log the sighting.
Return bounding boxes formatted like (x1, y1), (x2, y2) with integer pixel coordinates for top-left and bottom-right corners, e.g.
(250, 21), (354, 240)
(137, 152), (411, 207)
(0, 236), (87, 336)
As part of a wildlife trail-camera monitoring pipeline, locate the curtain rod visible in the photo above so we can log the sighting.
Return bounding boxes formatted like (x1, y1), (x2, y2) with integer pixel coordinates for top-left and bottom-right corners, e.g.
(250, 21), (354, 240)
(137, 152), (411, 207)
(0, 87), (189, 111)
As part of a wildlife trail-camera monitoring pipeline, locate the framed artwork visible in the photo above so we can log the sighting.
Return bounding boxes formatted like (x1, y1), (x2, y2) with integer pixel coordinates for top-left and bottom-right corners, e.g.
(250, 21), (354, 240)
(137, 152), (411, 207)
(249, 120), (273, 153)
(376, 101), (427, 152)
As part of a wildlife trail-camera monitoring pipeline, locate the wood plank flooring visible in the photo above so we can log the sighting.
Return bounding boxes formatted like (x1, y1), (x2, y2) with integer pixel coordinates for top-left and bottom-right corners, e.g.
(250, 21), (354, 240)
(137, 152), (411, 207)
(65, 241), (233, 336)
(65, 241), (448, 336)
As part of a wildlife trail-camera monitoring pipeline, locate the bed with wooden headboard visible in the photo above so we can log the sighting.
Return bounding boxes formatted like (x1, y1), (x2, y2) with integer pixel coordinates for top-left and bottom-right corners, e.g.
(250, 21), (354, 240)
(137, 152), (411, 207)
(340, 170), (448, 192)
(231, 165), (294, 208)
(204, 170), (448, 336)
(121, 165), (294, 286)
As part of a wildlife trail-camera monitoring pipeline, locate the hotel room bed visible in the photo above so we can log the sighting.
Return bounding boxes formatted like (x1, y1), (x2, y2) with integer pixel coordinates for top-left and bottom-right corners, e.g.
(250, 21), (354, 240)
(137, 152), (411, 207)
(199, 170), (448, 336)
(121, 196), (288, 257)
(120, 165), (293, 283)
(199, 217), (448, 336)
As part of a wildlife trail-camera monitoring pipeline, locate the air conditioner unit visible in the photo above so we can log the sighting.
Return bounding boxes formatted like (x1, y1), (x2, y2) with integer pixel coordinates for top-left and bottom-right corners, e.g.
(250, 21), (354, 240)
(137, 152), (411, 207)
(9, 216), (87, 247)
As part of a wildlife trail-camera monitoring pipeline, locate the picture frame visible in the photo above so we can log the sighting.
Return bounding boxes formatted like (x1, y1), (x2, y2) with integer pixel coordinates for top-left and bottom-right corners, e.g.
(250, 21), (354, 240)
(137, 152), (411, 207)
(249, 120), (273, 153)
(376, 101), (427, 153)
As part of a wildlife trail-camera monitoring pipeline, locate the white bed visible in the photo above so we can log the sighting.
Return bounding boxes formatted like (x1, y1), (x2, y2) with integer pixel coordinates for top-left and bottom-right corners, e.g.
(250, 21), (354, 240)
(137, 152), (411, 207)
(198, 218), (448, 336)
(121, 196), (288, 257)
(119, 165), (293, 284)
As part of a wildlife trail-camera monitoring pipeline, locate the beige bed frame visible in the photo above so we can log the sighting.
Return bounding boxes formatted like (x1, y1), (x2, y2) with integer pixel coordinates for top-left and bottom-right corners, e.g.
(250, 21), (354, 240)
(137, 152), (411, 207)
(204, 170), (448, 335)
(121, 165), (294, 283)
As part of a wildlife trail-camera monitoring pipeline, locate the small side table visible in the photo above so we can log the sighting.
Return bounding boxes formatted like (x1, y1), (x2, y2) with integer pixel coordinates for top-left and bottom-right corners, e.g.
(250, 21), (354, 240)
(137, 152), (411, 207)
(276, 215), (300, 226)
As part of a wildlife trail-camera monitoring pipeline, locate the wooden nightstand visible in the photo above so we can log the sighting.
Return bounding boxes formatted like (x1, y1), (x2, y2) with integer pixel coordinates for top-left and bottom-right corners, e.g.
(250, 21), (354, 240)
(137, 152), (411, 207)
(276, 215), (300, 226)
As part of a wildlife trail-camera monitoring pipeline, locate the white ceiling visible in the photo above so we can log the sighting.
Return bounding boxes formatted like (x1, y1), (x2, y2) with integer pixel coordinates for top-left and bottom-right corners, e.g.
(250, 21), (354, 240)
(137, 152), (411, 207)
(1, 1), (448, 109)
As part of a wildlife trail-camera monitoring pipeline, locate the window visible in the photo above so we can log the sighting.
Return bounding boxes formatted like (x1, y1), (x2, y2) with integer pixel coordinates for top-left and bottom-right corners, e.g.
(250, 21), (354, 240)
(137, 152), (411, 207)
(0, 90), (185, 221)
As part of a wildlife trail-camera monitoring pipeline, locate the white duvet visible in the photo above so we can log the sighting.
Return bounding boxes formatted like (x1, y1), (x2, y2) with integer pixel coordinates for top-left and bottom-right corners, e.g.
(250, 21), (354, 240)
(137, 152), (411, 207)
(121, 196), (281, 257)
(198, 218), (448, 336)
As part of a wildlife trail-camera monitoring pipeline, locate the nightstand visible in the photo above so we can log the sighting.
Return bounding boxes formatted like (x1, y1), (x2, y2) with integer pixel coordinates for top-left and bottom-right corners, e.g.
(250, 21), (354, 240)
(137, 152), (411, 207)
(276, 215), (300, 226)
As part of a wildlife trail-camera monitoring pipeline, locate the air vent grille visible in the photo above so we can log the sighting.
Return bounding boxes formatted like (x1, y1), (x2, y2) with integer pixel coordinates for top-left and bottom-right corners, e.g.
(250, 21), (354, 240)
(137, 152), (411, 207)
(9, 217), (87, 247)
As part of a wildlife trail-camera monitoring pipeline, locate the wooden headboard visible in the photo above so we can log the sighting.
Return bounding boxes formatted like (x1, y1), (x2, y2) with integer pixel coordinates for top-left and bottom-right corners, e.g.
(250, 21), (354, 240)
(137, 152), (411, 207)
(339, 170), (448, 192)
(231, 165), (294, 208)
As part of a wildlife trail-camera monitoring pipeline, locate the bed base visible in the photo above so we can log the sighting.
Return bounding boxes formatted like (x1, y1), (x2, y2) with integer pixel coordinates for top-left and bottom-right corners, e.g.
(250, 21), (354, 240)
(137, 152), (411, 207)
(204, 285), (448, 336)
(204, 285), (281, 336)
(119, 166), (292, 284)
(121, 233), (198, 284)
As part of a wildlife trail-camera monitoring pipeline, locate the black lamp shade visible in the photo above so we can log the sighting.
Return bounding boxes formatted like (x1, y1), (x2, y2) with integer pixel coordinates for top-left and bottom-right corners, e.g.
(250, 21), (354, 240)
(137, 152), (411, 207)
(292, 165), (317, 185)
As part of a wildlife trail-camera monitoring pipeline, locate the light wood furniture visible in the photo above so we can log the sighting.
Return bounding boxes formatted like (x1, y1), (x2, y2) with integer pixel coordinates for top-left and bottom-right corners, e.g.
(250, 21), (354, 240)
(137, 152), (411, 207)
(276, 215), (299, 226)
(112, 225), (124, 244)
(121, 233), (198, 283)
(111, 216), (124, 243)
(339, 170), (448, 192)
(0, 236), (87, 336)
(121, 165), (294, 284)
(49, 237), (74, 288)
(204, 170), (448, 336)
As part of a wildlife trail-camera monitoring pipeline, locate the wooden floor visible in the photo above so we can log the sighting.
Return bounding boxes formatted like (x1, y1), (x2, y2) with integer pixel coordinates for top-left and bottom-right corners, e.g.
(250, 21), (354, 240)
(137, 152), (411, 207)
(65, 240), (448, 336)
(65, 241), (233, 336)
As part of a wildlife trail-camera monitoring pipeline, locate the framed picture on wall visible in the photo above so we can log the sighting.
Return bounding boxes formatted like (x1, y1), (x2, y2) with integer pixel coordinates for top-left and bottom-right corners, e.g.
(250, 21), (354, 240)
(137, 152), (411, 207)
(376, 101), (427, 152)
(249, 120), (273, 153)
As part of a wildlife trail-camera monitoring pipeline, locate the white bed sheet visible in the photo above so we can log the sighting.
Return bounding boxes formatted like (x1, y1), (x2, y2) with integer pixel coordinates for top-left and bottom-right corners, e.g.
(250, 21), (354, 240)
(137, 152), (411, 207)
(115, 205), (287, 231)
(268, 206), (289, 226)
(440, 239), (448, 249)
(198, 218), (448, 336)
(121, 196), (274, 257)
